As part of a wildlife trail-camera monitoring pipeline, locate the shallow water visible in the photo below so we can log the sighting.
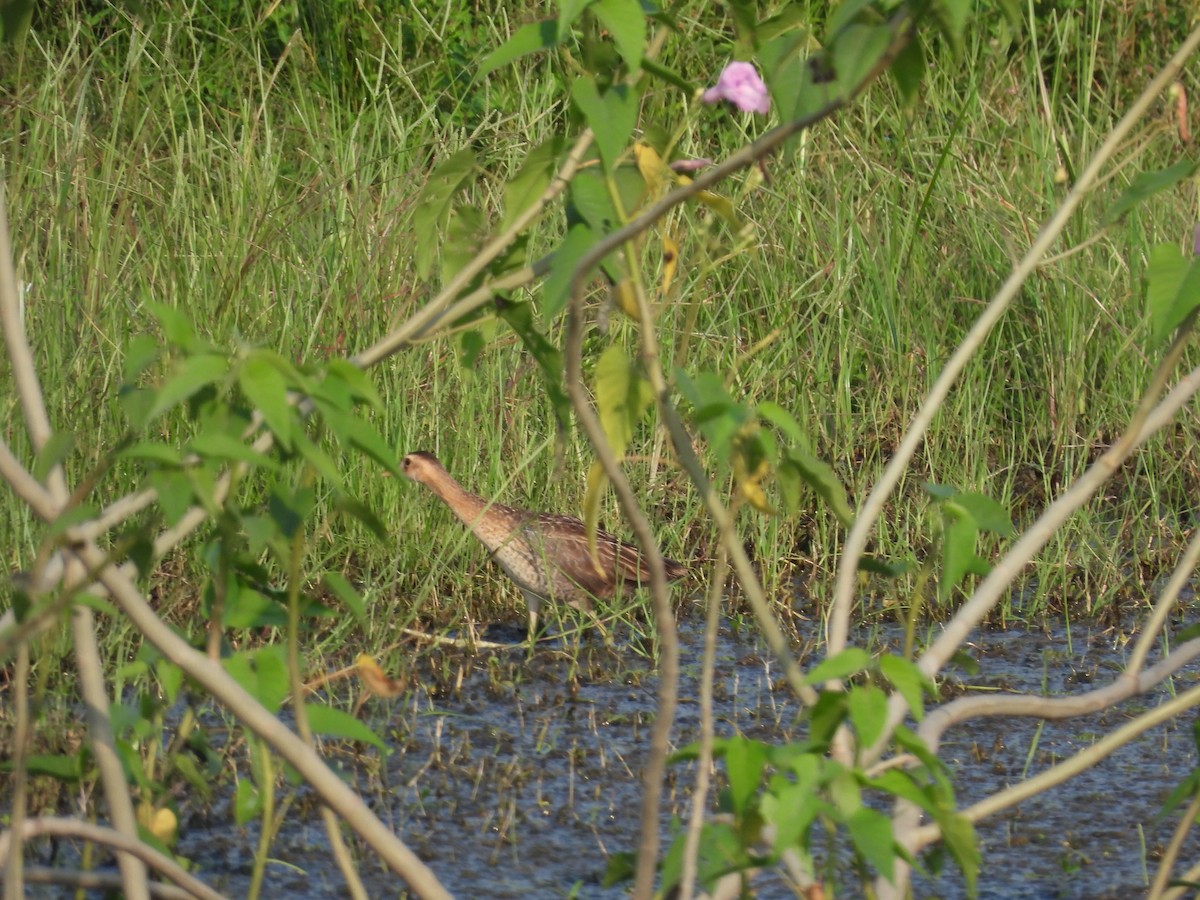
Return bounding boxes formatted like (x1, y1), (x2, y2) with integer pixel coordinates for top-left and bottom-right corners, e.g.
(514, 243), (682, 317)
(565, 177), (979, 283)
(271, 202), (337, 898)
(15, 615), (1200, 898)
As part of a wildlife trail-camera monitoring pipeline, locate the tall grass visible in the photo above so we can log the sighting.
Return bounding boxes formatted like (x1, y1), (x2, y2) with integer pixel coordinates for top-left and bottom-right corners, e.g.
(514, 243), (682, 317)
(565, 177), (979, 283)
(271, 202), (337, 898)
(1, 1), (1196, 674)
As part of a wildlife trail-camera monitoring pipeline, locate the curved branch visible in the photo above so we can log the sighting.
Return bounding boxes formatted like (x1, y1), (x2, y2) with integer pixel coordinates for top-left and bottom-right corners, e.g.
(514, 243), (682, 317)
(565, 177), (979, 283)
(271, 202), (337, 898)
(0, 816), (226, 900)
(917, 638), (1200, 754)
(908, 680), (1200, 849)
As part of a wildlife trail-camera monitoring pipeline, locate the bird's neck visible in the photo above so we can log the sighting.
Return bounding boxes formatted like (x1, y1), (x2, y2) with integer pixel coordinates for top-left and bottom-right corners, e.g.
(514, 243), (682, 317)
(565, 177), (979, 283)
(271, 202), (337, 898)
(426, 473), (487, 523)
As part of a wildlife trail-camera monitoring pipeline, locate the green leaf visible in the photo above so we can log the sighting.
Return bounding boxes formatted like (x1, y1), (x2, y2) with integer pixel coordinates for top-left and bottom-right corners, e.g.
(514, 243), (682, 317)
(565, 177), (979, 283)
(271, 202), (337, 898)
(642, 58), (693, 93)
(858, 554), (915, 577)
(593, 0), (645, 72)
(240, 353), (295, 451)
(119, 386), (156, 431)
(889, 33), (925, 106)
(146, 302), (197, 349)
(441, 204), (487, 288)
(832, 23), (893, 97)
(477, 19), (558, 78)
(760, 780), (821, 851)
(33, 431), (75, 483)
(323, 571), (366, 626)
(147, 469), (194, 526)
(156, 659), (184, 705)
(74, 592), (119, 618)
(501, 136), (565, 232)
(188, 432), (280, 471)
(950, 492), (1013, 537)
(46, 504), (98, 540)
(571, 77), (637, 172)
(938, 811), (980, 893)
(923, 481), (956, 500)
(675, 369), (748, 470)
(0, 0), (35, 44)
(171, 753), (213, 798)
(827, 764), (862, 815)
(1146, 243), (1200, 345)
(724, 736), (769, 815)
(306, 703), (386, 751)
(223, 646), (289, 713)
(757, 401), (806, 444)
(543, 224), (596, 322)
(222, 586), (283, 629)
(933, 0), (972, 55)
(846, 806), (896, 882)
(499, 301), (571, 431)
(595, 344), (653, 460)
(1104, 160), (1200, 225)
(759, 31), (821, 123)
(939, 515), (978, 599)
(782, 446), (854, 527)
(878, 654), (933, 721)
(21, 753), (83, 781)
(292, 432), (346, 490)
(123, 334), (160, 382)
(147, 353), (229, 423)
(319, 406), (402, 479)
(827, 0), (877, 40)
(802, 647), (872, 686)
(334, 493), (389, 541)
(323, 360), (384, 411)
(234, 778), (261, 825)
(870, 769), (937, 811)
(847, 684), (888, 750)
(558, 0), (592, 34)
(413, 149), (476, 281)
(118, 441), (183, 466)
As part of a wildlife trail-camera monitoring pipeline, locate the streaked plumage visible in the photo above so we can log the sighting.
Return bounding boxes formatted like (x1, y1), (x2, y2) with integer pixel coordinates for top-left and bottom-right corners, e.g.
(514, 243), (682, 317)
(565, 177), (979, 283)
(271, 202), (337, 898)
(401, 451), (686, 638)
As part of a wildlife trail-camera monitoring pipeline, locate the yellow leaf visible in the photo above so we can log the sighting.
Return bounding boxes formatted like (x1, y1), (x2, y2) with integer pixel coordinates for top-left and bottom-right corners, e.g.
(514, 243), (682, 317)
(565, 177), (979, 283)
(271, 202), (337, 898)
(582, 461), (608, 574)
(661, 233), (679, 299)
(138, 803), (178, 846)
(695, 189), (745, 231)
(633, 142), (672, 199)
(355, 654), (407, 697)
(611, 278), (641, 319)
(733, 444), (775, 514)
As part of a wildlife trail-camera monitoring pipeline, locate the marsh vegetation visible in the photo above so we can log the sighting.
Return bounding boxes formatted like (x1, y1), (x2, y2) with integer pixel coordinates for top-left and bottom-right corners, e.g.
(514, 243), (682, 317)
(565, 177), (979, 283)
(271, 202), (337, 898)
(3, 1), (1200, 897)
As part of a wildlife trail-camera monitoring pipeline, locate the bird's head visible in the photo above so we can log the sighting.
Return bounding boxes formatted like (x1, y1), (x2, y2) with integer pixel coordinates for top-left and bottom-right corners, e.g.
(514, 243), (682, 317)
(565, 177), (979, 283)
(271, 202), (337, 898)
(400, 451), (444, 486)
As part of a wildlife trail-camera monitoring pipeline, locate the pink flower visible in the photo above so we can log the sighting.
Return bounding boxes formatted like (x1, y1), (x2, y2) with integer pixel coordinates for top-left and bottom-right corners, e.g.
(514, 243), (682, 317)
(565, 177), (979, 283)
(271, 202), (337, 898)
(669, 157), (713, 173)
(702, 62), (770, 115)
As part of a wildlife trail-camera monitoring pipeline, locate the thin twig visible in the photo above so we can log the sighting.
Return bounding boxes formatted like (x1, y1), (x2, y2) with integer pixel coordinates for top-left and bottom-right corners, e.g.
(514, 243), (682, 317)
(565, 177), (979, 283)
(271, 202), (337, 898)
(679, 540), (730, 900)
(1150, 790), (1200, 899)
(16, 867), (197, 900)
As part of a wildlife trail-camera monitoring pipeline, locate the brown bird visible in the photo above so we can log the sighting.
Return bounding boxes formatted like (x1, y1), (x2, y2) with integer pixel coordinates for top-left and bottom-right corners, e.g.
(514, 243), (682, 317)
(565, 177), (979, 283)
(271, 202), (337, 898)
(401, 451), (686, 640)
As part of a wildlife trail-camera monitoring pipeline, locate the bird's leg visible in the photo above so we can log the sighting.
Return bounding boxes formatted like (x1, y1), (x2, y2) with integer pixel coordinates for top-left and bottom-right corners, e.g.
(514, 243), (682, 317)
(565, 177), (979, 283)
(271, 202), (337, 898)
(523, 590), (542, 653)
(526, 608), (539, 652)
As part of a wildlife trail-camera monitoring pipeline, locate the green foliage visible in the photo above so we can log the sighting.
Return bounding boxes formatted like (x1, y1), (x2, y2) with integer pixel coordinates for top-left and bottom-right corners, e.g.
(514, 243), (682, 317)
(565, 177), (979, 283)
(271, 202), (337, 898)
(1145, 241), (1200, 346)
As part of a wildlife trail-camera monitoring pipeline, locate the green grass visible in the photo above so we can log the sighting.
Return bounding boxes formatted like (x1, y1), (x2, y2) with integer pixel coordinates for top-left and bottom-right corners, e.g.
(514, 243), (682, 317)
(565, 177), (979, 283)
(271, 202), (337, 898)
(2, 0), (1197, 687)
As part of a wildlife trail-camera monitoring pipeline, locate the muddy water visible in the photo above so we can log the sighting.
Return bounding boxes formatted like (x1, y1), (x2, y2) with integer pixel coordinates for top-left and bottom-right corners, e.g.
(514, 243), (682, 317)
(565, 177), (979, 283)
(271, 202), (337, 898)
(19, 616), (1200, 898)
(371, 618), (1199, 899)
